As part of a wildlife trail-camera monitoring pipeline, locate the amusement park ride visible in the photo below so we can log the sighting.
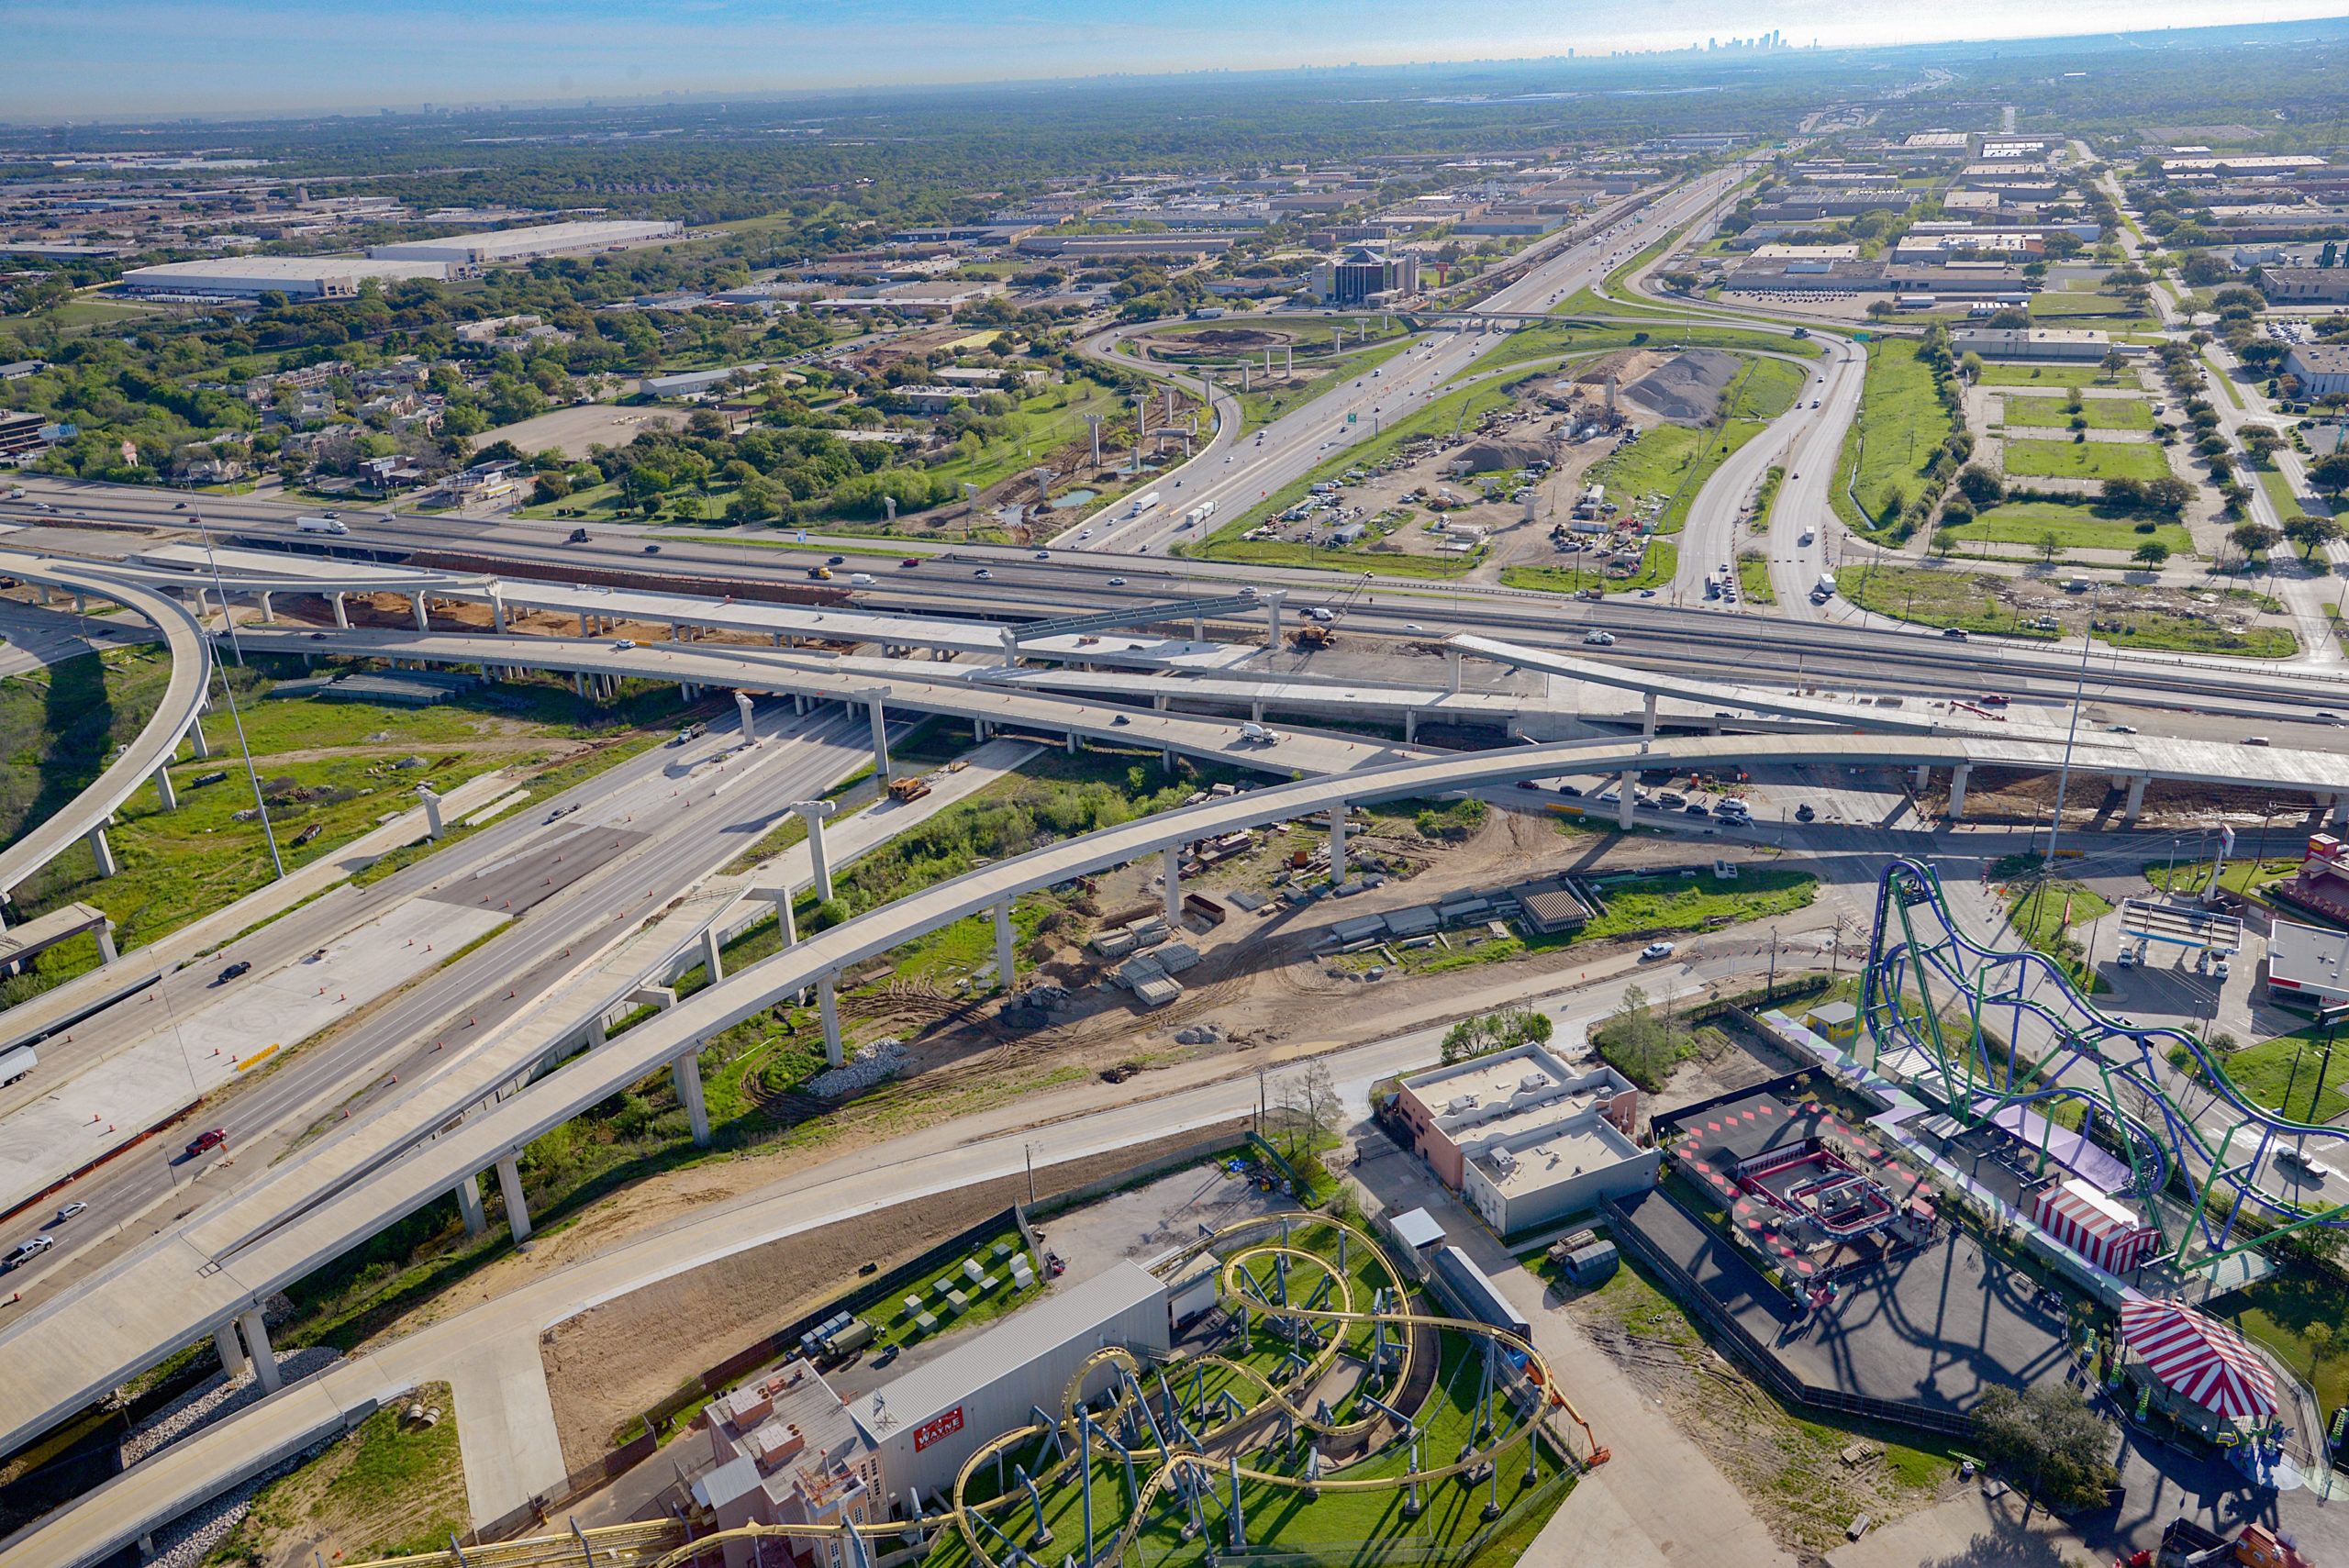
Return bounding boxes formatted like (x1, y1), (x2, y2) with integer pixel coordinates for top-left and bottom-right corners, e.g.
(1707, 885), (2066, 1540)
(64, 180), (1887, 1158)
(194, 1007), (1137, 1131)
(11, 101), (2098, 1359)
(1863, 857), (2348, 1279)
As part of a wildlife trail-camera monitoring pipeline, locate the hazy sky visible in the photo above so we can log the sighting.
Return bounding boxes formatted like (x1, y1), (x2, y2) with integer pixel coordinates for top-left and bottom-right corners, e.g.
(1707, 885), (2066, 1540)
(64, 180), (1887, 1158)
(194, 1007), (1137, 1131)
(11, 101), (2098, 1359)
(15, 0), (2349, 119)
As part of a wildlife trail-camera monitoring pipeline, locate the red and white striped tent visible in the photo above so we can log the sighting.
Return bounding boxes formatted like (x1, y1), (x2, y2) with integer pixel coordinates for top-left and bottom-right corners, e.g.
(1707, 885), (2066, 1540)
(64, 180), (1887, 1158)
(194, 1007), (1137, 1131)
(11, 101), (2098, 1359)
(2030, 1178), (2160, 1273)
(2119, 1298), (2279, 1424)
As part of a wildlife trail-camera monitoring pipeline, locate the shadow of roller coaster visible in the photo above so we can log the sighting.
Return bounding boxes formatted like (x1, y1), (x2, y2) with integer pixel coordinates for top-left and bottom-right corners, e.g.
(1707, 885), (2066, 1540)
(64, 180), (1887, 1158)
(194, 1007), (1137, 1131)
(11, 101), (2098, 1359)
(1865, 857), (2349, 1273)
(640, 1216), (1602, 1568)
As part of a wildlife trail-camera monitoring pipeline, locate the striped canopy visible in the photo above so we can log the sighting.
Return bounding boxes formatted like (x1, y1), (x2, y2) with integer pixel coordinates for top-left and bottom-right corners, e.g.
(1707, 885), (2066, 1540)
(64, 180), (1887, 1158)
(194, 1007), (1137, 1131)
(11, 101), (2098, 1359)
(2119, 1298), (2278, 1422)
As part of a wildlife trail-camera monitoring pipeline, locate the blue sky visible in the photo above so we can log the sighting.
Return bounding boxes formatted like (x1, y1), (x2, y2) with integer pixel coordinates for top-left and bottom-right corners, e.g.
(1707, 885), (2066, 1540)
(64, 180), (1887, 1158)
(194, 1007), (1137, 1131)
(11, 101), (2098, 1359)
(13, 1), (2348, 119)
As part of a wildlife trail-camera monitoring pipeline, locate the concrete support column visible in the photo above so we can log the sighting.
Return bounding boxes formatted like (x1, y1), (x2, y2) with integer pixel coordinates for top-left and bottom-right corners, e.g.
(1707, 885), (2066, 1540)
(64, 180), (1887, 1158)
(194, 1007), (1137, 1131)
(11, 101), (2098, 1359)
(257, 591), (274, 625)
(1263, 592), (1286, 655)
(994, 898), (1017, 992)
(1065, 731), (1079, 755)
(2124, 775), (2149, 824)
(86, 824), (118, 879)
(1913, 763), (1931, 792)
(1642, 692), (1657, 740)
(239, 1309), (281, 1395)
(673, 1050), (711, 1146)
(1162, 744), (1174, 771)
(95, 921), (117, 964)
(773, 631), (785, 648)
(418, 785), (444, 840)
(1329, 806), (1348, 884)
(794, 692), (807, 717)
(495, 1154), (530, 1244)
(213, 1321), (248, 1382)
(1163, 846), (1183, 922)
(152, 764), (177, 812)
(1618, 772), (1638, 830)
(455, 1172), (486, 1236)
(187, 718), (210, 760)
(867, 691), (893, 784)
(580, 611), (592, 636)
(751, 887), (797, 949)
(410, 593), (429, 631)
(974, 716), (988, 740)
(794, 801), (837, 901)
(818, 973), (843, 1067)
(1948, 763), (1972, 822)
(736, 691), (757, 743)
(72, 593), (85, 616)
(1405, 709), (1419, 743)
(490, 595), (507, 633)
(1192, 612), (1206, 641)
(330, 593), (349, 629)
(701, 925), (726, 984)
(2333, 795), (2349, 829)
(574, 672), (589, 699)
(1446, 651), (1463, 693)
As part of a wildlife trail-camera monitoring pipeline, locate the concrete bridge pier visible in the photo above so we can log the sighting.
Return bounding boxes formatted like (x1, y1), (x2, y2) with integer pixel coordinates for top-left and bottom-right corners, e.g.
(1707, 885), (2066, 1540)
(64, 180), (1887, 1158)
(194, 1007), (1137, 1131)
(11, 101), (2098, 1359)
(2330, 794), (2348, 829)
(86, 824), (118, 879)
(239, 1309), (281, 1394)
(455, 1173), (486, 1236)
(1163, 846), (1183, 922)
(1329, 806), (1348, 884)
(410, 594), (429, 631)
(256, 592), (273, 624)
(1913, 763), (1930, 792)
(186, 717), (210, 760)
(736, 691), (757, 743)
(151, 765), (177, 812)
(1948, 763), (1972, 821)
(495, 1154), (530, 1243)
(994, 898), (1017, 992)
(1251, 699), (1264, 722)
(701, 925), (727, 984)
(330, 594), (349, 629)
(867, 691), (893, 783)
(579, 612), (591, 636)
(795, 800), (837, 901)
(818, 973), (843, 1067)
(2123, 775), (2149, 824)
(1065, 731), (1080, 755)
(673, 1050), (710, 1146)
(1446, 651), (1463, 693)
(1642, 692), (1658, 740)
(1619, 772), (1638, 830)
(1405, 709), (1419, 743)
(213, 1322), (248, 1381)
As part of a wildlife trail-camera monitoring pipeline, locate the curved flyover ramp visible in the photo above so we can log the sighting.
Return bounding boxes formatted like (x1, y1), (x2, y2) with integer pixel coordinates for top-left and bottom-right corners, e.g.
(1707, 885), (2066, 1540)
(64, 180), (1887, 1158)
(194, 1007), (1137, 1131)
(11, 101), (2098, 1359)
(0, 555), (213, 900)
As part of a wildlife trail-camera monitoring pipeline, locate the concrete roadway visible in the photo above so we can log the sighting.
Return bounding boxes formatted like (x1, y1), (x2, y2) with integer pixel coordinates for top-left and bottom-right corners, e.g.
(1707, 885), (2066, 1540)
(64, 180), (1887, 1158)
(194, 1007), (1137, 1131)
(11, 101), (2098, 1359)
(3, 930), (1816, 1568)
(0, 702), (871, 1310)
(1063, 164), (1758, 561)
(0, 596), (161, 678)
(3, 720), (2332, 1475)
(0, 555), (212, 903)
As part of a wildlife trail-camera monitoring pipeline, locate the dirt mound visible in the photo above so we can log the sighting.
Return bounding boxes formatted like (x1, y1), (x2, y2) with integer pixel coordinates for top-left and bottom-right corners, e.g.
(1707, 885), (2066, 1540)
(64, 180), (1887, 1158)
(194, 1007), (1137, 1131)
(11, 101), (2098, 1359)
(1152, 328), (1290, 350)
(1573, 349), (1674, 387)
(1451, 433), (1554, 473)
(1622, 349), (1742, 424)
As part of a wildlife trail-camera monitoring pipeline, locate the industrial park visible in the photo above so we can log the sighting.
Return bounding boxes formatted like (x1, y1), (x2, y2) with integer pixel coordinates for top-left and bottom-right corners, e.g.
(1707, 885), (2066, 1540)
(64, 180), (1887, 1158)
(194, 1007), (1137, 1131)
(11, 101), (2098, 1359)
(5, 16), (2349, 1568)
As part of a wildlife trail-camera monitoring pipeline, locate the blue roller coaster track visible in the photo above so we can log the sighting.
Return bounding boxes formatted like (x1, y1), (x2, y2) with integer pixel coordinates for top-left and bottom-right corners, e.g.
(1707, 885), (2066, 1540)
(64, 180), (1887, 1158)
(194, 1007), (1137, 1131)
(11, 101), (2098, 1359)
(1862, 856), (2347, 1271)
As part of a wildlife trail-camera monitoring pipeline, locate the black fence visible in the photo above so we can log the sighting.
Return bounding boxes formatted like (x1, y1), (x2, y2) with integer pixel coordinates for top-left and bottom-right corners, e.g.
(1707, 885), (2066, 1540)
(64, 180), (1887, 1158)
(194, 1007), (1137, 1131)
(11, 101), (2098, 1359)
(1598, 1194), (1972, 1441)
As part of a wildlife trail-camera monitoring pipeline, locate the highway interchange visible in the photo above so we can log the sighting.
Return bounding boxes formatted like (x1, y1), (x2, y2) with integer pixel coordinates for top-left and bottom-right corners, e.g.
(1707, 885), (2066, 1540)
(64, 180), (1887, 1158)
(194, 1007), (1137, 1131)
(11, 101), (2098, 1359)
(1, 157), (2347, 1566)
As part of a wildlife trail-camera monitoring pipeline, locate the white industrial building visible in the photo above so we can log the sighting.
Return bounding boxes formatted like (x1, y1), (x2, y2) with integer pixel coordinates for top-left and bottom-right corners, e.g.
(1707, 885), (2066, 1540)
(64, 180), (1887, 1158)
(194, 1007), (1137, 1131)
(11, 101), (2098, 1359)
(851, 1261), (1170, 1504)
(117, 256), (452, 299)
(368, 218), (682, 266)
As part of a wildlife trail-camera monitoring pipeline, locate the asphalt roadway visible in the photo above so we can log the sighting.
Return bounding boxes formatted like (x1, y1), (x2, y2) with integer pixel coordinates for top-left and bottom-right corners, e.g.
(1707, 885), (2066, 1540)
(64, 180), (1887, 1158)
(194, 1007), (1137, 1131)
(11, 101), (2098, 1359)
(0, 701), (869, 1311)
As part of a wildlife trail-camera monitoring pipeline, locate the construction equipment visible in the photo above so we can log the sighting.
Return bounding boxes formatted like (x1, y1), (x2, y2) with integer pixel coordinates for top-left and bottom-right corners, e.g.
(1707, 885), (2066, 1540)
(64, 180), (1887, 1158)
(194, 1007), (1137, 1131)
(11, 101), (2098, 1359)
(887, 775), (933, 804)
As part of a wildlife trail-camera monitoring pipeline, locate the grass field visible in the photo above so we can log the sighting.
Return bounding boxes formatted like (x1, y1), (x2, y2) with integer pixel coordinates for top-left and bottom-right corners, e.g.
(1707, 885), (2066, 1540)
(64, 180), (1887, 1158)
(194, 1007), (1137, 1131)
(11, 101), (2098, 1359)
(2101, 608), (2298, 658)
(1737, 553), (1776, 603)
(1580, 867), (1818, 938)
(2022, 292), (2151, 320)
(2003, 879), (2113, 993)
(2001, 439), (2171, 484)
(1998, 395), (2154, 431)
(1231, 336), (1416, 432)
(1753, 464), (1786, 532)
(1475, 320), (1821, 378)
(1842, 339), (1957, 529)
(2210, 1029), (2349, 1126)
(1975, 363), (2139, 390)
(1940, 500), (2190, 556)
(1502, 539), (1677, 596)
(210, 1381), (467, 1563)
(2144, 857), (2306, 900)
(1840, 565), (2064, 639)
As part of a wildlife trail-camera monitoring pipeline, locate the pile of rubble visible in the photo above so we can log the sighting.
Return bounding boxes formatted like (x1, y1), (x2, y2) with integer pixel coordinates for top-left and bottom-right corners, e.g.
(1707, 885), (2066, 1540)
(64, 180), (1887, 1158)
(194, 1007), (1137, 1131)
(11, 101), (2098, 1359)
(807, 1037), (909, 1098)
(1173, 1023), (1225, 1045)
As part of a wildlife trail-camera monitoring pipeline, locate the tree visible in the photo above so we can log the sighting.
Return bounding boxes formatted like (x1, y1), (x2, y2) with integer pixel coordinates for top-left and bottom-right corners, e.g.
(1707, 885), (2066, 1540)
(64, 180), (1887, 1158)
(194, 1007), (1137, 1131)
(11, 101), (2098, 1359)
(1971, 1384), (2117, 1513)
(1594, 986), (1680, 1092)
(2037, 530), (2062, 564)
(2239, 426), (2283, 465)
(1956, 464), (2004, 507)
(2310, 450), (2349, 497)
(2132, 540), (2171, 568)
(1281, 1060), (1341, 1162)
(2143, 475), (2193, 514)
(1959, 350), (1985, 380)
(2285, 513), (2342, 559)
(2232, 520), (2281, 559)
(2099, 349), (2128, 376)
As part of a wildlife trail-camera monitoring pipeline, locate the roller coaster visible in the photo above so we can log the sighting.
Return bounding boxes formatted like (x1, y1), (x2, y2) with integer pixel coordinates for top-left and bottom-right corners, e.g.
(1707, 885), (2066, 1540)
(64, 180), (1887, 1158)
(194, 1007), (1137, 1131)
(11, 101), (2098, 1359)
(1863, 856), (2348, 1273)
(632, 1214), (1599, 1568)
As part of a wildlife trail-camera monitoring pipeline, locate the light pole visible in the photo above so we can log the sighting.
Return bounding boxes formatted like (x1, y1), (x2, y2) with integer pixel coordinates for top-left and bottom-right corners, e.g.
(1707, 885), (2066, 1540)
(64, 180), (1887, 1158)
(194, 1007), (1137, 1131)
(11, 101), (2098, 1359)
(191, 506), (285, 882)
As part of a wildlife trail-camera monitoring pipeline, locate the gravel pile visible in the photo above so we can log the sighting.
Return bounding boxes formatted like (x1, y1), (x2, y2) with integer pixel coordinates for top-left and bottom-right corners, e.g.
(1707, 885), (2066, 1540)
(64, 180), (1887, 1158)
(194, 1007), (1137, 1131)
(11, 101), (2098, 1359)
(120, 1346), (345, 1466)
(1174, 1024), (1225, 1045)
(807, 1037), (908, 1098)
(143, 1433), (339, 1568)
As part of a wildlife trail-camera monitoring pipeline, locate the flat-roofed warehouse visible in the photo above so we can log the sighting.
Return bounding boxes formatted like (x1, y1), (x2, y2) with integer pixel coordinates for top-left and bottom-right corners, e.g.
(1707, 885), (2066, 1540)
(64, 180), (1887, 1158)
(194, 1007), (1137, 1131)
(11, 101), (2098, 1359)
(369, 218), (682, 265)
(850, 1261), (1171, 1504)
(117, 256), (452, 298)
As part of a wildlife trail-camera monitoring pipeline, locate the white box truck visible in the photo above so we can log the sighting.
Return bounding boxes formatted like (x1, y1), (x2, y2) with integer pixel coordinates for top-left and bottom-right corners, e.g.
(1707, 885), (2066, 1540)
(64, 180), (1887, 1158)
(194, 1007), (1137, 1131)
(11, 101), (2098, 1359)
(0, 1045), (34, 1086)
(1127, 491), (1162, 517)
(295, 517), (349, 535)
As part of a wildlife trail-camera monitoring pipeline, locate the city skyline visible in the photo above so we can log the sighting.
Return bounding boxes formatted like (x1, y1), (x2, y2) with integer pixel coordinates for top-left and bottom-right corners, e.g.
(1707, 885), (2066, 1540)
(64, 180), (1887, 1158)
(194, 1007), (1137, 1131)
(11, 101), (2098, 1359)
(12, 0), (2349, 120)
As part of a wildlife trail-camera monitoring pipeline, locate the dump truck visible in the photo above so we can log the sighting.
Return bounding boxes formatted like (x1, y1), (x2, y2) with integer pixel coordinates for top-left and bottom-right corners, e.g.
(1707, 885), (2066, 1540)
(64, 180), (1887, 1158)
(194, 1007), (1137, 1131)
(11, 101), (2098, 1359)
(887, 775), (933, 804)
